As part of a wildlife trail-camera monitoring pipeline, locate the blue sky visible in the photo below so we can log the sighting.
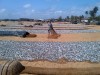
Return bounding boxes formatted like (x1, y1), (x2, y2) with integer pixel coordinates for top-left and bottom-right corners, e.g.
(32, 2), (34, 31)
(0, 0), (100, 19)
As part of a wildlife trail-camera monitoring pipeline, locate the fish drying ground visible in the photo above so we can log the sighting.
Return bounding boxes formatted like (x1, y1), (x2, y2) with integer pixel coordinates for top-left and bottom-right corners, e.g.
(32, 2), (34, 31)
(0, 41), (100, 62)
(0, 25), (100, 62)
(0, 29), (100, 34)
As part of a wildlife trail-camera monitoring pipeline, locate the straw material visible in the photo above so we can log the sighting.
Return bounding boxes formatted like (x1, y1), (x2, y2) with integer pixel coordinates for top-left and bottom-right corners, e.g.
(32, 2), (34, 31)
(48, 29), (61, 39)
(26, 34), (37, 38)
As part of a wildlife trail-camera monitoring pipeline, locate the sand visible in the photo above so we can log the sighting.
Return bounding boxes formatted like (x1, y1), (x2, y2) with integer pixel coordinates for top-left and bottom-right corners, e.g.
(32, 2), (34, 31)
(0, 22), (100, 42)
(0, 22), (100, 75)
(0, 60), (100, 75)
(20, 60), (100, 75)
(0, 33), (100, 42)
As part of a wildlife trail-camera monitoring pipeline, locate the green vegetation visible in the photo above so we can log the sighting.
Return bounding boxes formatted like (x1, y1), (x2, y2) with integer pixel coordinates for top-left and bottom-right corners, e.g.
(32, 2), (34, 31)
(85, 6), (100, 25)
(0, 6), (100, 25)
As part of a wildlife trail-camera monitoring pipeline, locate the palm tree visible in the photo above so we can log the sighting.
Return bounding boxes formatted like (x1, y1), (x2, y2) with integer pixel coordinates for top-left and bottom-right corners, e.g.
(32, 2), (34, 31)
(93, 7), (98, 13)
(93, 6), (98, 17)
(85, 11), (89, 19)
(89, 6), (99, 20)
(89, 10), (94, 19)
(85, 11), (88, 15)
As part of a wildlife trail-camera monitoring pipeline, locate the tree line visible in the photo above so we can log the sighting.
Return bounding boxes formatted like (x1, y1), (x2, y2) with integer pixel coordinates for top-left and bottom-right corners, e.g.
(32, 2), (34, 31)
(56, 6), (100, 23)
(0, 6), (100, 24)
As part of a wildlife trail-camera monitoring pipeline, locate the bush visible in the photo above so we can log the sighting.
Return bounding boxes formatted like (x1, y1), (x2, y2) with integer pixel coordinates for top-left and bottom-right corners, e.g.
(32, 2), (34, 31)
(34, 22), (43, 26)
(96, 21), (100, 25)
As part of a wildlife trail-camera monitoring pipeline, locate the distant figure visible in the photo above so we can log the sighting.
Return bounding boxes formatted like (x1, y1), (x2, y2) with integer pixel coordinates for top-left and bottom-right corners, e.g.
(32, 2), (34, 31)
(48, 21), (61, 39)
(48, 21), (54, 35)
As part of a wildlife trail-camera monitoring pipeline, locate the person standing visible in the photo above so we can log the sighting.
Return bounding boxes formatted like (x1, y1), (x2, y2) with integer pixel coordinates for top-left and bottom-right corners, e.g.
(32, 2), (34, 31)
(48, 21), (60, 39)
(48, 21), (54, 35)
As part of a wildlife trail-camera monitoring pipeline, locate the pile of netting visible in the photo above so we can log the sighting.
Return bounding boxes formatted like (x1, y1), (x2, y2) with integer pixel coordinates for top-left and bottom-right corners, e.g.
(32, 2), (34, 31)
(0, 31), (37, 38)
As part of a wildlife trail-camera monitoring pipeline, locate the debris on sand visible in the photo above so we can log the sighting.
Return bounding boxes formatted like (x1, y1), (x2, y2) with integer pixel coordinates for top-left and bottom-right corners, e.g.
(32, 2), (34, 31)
(0, 31), (37, 38)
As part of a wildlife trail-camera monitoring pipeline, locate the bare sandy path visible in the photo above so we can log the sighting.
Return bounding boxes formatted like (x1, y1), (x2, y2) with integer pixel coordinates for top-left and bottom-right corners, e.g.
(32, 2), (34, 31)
(0, 60), (100, 75)
(20, 60), (100, 75)
(0, 33), (100, 42)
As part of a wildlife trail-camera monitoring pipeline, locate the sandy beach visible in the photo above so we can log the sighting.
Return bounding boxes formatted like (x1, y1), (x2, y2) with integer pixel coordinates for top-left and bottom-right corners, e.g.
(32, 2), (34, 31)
(0, 21), (100, 75)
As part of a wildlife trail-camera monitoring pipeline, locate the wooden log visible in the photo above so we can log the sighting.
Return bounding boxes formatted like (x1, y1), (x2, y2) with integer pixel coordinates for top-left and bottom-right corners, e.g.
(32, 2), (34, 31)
(0, 61), (25, 75)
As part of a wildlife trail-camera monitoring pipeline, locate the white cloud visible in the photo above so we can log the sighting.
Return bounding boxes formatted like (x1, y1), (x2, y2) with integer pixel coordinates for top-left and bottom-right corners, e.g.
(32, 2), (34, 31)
(23, 4), (31, 8)
(32, 9), (35, 12)
(0, 9), (6, 13)
(55, 10), (63, 14)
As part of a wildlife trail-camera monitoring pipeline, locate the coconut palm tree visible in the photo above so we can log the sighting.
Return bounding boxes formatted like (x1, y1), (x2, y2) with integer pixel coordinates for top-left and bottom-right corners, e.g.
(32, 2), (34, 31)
(85, 11), (88, 15)
(89, 10), (94, 19)
(93, 6), (99, 13)
(85, 11), (89, 18)
(93, 6), (98, 18)
(89, 6), (99, 20)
